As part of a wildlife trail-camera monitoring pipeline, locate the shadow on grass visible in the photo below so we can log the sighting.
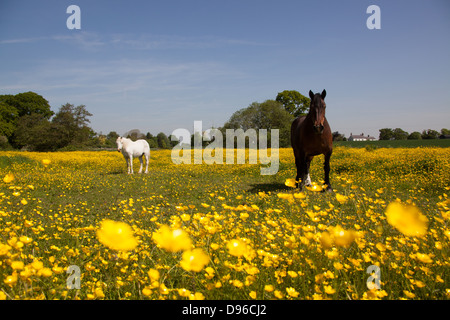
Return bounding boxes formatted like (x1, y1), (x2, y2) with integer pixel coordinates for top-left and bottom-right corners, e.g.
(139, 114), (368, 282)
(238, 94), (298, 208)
(247, 182), (292, 194)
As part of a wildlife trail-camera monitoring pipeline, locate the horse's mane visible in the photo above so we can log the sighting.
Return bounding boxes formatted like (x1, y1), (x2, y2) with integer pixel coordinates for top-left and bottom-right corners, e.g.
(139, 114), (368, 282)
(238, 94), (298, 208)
(120, 137), (132, 147)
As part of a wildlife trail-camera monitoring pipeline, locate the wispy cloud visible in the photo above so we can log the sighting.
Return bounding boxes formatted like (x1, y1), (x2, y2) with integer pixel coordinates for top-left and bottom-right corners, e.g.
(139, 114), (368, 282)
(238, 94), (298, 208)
(52, 32), (106, 51)
(0, 32), (105, 51)
(0, 37), (47, 44)
(109, 33), (276, 50)
(0, 31), (270, 133)
(1, 32), (275, 51)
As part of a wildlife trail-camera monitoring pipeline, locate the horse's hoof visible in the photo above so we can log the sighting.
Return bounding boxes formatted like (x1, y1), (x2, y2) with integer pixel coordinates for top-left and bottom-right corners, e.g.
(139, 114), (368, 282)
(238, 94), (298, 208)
(322, 186), (333, 193)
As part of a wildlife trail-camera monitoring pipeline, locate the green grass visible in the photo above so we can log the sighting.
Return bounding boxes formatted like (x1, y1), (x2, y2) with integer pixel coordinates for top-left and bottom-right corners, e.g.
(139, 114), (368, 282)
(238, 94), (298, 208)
(0, 149), (449, 300)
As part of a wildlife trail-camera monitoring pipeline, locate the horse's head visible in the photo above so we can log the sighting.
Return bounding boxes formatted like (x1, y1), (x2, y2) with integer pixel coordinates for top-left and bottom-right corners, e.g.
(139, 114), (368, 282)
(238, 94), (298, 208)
(116, 137), (123, 152)
(309, 89), (327, 134)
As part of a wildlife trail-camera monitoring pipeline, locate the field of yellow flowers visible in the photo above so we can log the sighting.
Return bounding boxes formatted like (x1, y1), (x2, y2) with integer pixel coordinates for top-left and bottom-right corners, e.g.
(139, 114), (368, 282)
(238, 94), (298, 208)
(0, 147), (449, 300)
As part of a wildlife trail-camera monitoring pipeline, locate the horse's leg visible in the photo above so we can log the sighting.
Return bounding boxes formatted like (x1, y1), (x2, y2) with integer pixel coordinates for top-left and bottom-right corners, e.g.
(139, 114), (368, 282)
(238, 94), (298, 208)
(124, 156), (131, 174)
(294, 151), (302, 188)
(138, 155), (143, 174)
(144, 153), (149, 174)
(295, 156), (301, 188)
(129, 155), (134, 174)
(297, 152), (308, 190)
(305, 155), (313, 186)
(323, 152), (332, 192)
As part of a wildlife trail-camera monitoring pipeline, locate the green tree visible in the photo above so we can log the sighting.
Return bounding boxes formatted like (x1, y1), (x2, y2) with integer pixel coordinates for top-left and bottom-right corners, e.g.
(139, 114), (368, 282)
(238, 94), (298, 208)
(393, 128), (408, 140)
(107, 131), (119, 140)
(421, 129), (439, 139)
(276, 90), (310, 117)
(0, 92), (53, 119)
(222, 100), (294, 147)
(332, 131), (346, 141)
(52, 103), (93, 147)
(379, 128), (394, 140)
(0, 92), (53, 145)
(157, 132), (171, 149)
(441, 128), (450, 135)
(13, 114), (63, 151)
(104, 131), (119, 148)
(145, 132), (158, 149)
(0, 101), (18, 138)
(407, 131), (422, 140)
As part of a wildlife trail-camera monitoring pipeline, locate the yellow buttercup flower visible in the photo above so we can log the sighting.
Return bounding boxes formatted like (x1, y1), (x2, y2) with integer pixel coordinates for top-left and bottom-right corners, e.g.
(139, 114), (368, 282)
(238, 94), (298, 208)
(331, 225), (357, 248)
(180, 248), (210, 272)
(227, 239), (250, 257)
(42, 159), (51, 166)
(306, 183), (323, 192)
(285, 178), (297, 188)
(19, 236), (32, 244)
(4, 274), (18, 285)
(3, 174), (14, 183)
(319, 226), (357, 248)
(152, 225), (192, 252)
(11, 261), (24, 270)
(319, 232), (333, 248)
(414, 253), (433, 264)
(286, 287), (299, 298)
(148, 268), (160, 281)
(264, 285), (274, 292)
(324, 285), (336, 295)
(335, 193), (349, 204)
(97, 219), (138, 252)
(37, 267), (53, 277)
(385, 202), (428, 237)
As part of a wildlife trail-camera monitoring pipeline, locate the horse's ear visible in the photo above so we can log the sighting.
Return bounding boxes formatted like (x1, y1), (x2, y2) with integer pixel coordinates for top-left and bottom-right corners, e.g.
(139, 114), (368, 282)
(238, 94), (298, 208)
(309, 90), (314, 100)
(321, 89), (326, 99)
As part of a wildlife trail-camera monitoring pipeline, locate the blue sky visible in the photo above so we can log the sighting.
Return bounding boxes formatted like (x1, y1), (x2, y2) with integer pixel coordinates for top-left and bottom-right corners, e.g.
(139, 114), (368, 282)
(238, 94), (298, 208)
(1, 0), (449, 139)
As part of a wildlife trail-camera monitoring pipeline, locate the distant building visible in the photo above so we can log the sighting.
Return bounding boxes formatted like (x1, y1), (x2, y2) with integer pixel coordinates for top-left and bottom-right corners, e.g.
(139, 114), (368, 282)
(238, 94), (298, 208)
(439, 134), (450, 139)
(348, 133), (377, 142)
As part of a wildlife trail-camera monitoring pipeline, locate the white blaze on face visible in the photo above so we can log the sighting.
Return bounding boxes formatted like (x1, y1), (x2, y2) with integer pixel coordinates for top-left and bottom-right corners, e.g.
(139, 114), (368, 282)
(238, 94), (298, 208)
(116, 138), (123, 152)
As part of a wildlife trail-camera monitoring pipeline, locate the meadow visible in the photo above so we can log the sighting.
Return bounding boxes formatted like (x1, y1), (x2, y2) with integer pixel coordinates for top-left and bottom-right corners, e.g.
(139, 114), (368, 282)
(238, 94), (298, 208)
(0, 147), (449, 300)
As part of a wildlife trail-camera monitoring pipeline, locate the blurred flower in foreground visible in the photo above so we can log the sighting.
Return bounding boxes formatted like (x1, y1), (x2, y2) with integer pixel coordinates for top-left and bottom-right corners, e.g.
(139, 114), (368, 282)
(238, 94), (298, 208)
(42, 159), (51, 166)
(152, 225), (192, 252)
(180, 248), (210, 272)
(306, 183), (323, 192)
(284, 178), (297, 188)
(227, 238), (255, 260)
(3, 174), (14, 183)
(335, 193), (349, 204)
(227, 239), (248, 257)
(385, 202), (428, 237)
(319, 225), (358, 248)
(97, 219), (138, 252)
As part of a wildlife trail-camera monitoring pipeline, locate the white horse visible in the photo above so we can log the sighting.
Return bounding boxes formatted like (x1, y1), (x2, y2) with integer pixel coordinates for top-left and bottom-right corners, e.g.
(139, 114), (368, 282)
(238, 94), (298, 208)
(116, 137), (150, 174)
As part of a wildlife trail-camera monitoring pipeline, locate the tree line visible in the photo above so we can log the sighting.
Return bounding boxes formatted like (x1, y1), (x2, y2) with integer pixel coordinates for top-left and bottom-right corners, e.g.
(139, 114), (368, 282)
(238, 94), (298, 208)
(378, 128), (450, 140)
(0, 92), (181, 151)
(1, 91), (448, 151)
(0, 90), (308, 151)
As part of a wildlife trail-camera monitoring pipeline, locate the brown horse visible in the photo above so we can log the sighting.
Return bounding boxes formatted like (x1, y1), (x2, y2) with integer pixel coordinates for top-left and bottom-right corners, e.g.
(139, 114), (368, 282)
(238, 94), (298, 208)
(291, 89), (333, 192)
